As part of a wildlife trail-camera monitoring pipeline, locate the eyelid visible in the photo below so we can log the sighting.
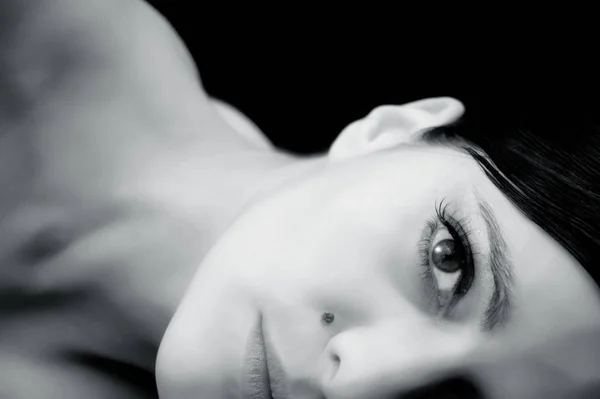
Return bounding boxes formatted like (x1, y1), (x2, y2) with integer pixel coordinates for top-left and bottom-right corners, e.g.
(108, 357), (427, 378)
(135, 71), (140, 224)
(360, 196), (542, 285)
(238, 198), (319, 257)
(431, 225), (453, 243)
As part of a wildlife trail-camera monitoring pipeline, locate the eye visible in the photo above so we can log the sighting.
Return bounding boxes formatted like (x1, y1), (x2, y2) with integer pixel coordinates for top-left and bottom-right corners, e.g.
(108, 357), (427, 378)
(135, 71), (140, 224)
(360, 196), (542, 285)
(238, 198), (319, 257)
(418, 199), (476, 314)
(432, 239), (463, 273)
(428, 229), (466, 308)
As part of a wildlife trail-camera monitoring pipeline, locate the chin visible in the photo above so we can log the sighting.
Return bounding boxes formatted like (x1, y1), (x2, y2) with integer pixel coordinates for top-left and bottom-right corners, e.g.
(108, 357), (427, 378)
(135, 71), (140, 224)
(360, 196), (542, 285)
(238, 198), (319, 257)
(156, 283), (263, 399)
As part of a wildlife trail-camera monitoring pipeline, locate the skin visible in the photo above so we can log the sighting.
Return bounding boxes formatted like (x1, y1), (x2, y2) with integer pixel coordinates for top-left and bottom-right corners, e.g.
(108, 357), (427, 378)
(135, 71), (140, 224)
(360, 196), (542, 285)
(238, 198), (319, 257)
(1, 1), (599, 398)
(0, 1), (274, 397)
(156, 144), (600, 398)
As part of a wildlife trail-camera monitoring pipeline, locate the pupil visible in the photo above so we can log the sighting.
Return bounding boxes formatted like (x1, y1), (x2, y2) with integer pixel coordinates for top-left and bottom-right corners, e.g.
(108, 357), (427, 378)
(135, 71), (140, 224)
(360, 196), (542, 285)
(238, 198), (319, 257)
(432, 239), (462, 273)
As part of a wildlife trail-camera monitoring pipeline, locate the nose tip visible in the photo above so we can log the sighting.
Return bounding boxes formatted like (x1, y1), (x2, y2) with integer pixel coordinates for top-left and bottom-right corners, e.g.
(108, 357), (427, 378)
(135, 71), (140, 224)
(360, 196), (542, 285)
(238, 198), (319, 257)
(319, 329), (385, 399)
(318, 322), (480, 399)
(321, 335), (484, 399)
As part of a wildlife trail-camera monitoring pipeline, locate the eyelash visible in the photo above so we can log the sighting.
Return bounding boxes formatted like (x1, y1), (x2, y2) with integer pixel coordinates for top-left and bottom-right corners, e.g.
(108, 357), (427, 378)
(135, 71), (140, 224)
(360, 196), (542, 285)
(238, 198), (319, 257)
(418, 198), (477, 316)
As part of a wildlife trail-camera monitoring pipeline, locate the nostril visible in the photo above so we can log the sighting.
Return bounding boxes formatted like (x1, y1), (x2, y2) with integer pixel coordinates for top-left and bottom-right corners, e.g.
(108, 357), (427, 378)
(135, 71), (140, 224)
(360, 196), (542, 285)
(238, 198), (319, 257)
(324, 352), (341, 381)
(329, 353), (341, 379)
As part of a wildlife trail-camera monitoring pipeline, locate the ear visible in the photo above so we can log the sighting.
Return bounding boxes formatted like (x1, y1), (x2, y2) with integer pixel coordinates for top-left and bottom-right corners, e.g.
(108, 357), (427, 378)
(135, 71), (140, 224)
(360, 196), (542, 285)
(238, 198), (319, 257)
(328, 97), (465, 162)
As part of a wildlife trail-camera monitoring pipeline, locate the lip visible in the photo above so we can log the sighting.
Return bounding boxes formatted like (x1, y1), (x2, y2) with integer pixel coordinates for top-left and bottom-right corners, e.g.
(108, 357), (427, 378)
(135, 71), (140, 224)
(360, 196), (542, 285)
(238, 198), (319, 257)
(242, 313), (273, 399)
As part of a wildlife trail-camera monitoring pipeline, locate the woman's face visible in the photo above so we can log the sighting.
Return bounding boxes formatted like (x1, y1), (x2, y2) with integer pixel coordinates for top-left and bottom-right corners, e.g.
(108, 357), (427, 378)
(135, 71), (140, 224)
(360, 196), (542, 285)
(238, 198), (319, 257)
(157, 143), (600, 399)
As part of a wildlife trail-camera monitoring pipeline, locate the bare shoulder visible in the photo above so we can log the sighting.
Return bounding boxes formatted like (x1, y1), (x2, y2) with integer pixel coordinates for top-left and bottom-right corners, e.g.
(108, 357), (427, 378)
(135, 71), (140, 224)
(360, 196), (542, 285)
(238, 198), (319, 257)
(0, 2), (259, 396)
(0, 0), (196, 77)
(0, 0), (249, 149)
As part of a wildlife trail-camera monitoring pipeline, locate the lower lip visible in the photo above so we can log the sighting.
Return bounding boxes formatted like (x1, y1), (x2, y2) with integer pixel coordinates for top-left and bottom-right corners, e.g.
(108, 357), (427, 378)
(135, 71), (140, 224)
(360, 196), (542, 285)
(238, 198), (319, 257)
(242, 314), (273, 399)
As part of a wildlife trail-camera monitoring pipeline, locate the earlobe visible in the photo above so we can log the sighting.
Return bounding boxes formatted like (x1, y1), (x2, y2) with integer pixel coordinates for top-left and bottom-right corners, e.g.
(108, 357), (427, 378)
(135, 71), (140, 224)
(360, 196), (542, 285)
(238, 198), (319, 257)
(328, 97), (465, 162)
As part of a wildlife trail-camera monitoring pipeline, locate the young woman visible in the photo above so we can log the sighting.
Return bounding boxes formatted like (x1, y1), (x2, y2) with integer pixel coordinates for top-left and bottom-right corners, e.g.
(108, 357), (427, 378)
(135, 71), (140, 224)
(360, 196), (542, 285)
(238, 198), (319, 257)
(0, 1), (598, 398)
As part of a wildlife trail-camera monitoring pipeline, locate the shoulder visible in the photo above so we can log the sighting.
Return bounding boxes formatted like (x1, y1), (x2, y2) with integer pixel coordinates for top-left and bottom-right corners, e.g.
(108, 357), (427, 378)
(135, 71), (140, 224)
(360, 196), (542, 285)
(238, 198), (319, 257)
(211, 98), (274, 150)
(0, 0), (202, 120)
(0, 0), (264, 163)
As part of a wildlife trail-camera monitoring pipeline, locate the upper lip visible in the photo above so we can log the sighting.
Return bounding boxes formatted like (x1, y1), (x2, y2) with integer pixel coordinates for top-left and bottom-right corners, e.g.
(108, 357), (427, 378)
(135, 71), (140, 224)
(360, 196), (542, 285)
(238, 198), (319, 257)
(245, 314), (323, 399)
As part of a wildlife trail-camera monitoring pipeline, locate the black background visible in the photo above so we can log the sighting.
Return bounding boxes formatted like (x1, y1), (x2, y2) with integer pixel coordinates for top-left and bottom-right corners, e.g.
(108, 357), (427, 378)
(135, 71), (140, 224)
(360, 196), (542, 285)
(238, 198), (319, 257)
(146, 2), (599, 154)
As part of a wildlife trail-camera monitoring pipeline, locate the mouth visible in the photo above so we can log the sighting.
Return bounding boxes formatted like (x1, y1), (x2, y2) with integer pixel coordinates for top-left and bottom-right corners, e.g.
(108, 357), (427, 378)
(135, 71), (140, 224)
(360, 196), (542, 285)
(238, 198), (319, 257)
(242, 313), (273, 399)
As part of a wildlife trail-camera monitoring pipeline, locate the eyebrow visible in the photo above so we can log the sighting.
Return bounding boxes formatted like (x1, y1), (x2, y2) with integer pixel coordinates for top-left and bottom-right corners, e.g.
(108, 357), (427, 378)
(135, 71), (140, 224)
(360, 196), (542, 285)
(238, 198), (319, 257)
(474, 192), (514, 331)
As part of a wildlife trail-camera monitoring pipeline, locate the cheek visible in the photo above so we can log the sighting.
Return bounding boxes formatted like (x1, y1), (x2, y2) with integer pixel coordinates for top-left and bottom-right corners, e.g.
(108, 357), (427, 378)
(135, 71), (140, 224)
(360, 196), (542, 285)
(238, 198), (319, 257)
(266, 223), (439, 323)
(270, 234), (432, 327)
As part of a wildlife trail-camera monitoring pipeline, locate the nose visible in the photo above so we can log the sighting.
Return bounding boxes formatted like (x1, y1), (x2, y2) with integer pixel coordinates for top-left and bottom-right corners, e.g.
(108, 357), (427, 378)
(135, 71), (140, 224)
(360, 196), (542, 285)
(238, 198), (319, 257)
(319, 321), (479, 399)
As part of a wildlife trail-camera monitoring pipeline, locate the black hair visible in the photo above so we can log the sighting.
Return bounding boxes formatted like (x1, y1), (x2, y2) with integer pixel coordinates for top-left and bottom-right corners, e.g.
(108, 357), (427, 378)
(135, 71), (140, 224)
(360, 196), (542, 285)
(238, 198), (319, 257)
(424, 100), (600, 287)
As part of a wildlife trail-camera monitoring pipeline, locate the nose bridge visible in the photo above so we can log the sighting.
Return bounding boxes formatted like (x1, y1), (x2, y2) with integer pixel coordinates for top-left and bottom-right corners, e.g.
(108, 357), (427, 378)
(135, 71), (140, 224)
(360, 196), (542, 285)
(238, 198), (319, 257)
(320, 319), (477, 399)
